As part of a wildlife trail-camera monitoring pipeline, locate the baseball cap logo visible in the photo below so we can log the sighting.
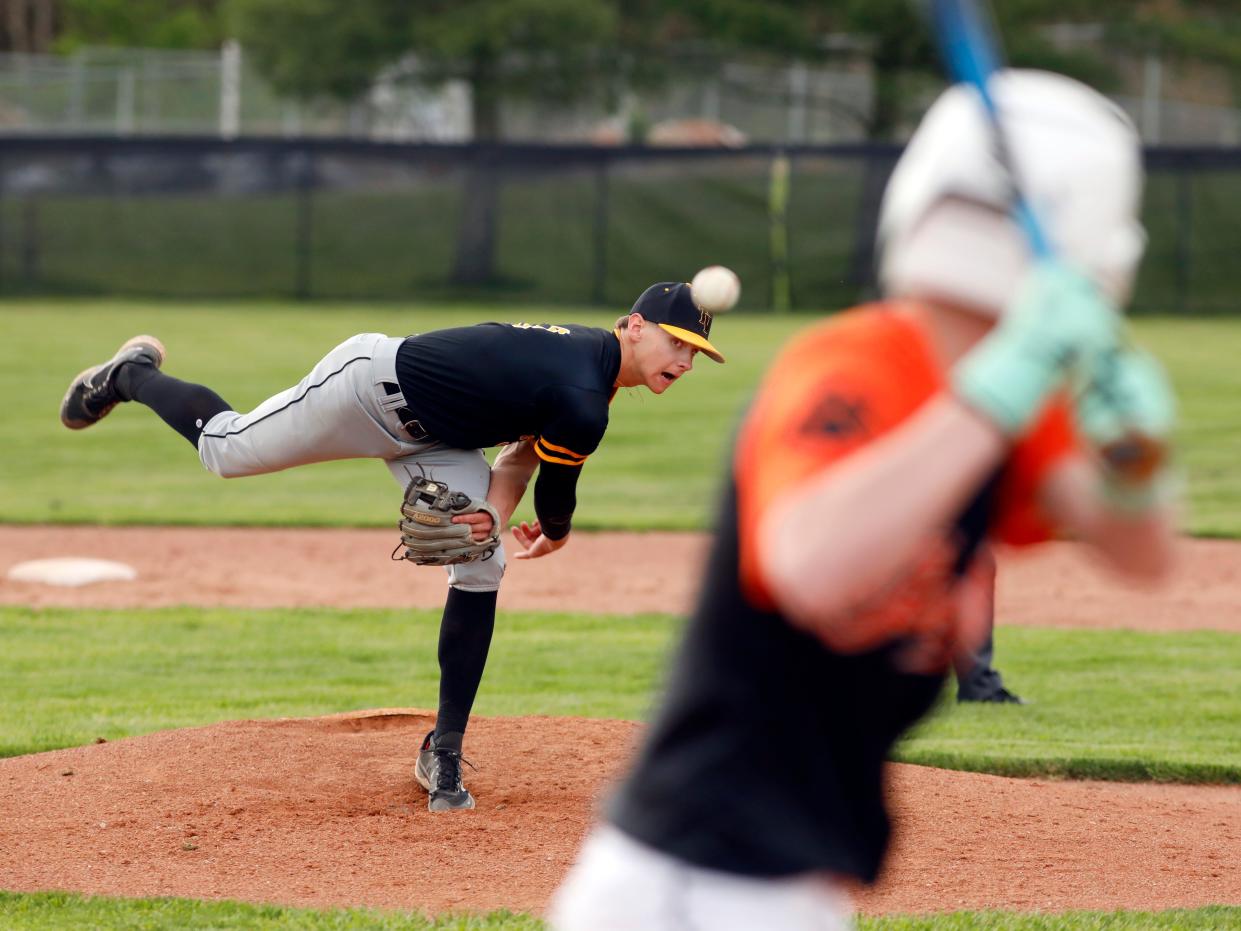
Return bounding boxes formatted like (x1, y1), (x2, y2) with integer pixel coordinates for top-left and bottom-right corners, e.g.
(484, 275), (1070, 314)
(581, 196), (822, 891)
(630, 280), (726, 363)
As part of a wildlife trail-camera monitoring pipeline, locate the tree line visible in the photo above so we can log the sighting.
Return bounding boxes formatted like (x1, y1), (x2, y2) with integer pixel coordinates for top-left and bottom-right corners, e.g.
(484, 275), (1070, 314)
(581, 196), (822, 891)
(4, 0), (1234, 143)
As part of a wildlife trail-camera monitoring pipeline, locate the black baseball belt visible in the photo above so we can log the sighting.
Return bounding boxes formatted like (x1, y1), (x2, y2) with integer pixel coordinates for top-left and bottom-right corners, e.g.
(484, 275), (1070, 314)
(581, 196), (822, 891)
(381, 382), (432, 442)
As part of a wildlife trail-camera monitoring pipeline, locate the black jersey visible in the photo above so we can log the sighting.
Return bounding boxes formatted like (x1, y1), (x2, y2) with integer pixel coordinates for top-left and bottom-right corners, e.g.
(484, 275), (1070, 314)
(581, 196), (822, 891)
(394, 322), (621, 540)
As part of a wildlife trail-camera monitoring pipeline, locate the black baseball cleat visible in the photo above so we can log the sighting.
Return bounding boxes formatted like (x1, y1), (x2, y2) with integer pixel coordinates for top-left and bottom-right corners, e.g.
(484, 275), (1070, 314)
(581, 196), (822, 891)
(958, 686), (1026, 705)
(60, 335), (166, 429)
(415, 729), (477, 812)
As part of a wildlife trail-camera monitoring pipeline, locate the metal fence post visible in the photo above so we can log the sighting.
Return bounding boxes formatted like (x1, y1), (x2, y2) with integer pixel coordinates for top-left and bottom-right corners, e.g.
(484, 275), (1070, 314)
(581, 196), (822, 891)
(787, 63), (809, 144)
(219, 40), (242, 139)
(67, 52), (85, 128)
(768, 150), (791, 312)
(1142, 52), (1163, 145)
(116, 68), (136, 135)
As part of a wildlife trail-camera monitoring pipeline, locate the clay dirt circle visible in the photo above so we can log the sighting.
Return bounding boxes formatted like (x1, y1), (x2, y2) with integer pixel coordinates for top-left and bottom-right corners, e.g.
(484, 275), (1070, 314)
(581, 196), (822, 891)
(0, 527), (1238, 917)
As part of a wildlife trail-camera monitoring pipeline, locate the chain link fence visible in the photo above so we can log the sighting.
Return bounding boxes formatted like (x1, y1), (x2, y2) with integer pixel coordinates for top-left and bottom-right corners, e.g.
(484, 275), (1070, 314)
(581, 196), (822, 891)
(3, 45), (1240, 146)
(0, 46), (878, 143)
(0, 137), (1236, 314)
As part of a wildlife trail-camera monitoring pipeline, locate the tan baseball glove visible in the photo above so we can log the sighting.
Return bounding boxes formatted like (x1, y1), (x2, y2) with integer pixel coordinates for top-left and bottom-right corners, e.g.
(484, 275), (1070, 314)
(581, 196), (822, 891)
(392, 476), (501, 566)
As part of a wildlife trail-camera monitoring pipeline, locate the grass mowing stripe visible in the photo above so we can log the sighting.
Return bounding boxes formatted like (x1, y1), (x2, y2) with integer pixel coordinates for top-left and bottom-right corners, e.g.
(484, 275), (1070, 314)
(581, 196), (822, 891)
(897, 627), (1241, 783)
(0, 891), (542, 929)
(2, 607), (1239, 783)
(859, 908), (1241, 930)
(0, 893), (1238, 929)
(0, 605), (679, 757)
(5, 303), (1241, 535)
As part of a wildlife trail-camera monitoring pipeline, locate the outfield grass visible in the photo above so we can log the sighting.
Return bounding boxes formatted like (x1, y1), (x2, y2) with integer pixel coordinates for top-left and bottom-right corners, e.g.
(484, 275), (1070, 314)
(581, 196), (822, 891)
(0, 891), (542, 930)
(3, 606), (1239, 782)
(1, 891), (1238, 930)
(898, 628), (1241, 783)
(0, 605), (671, 758)
(0, 300), (804, 529)
(1138, 316), (1241, 537)
(4, 302), (1241, 534)
(860, 910), (1241, 930)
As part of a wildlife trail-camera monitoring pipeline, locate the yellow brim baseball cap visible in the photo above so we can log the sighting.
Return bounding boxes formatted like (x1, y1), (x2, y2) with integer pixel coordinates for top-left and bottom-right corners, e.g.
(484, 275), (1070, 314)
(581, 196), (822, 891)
(630, 282), (725, 363)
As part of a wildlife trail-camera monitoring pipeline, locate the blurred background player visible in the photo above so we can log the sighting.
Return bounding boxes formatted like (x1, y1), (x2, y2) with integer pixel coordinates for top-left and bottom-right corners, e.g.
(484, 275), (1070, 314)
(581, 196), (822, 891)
(59, 281), (725, 812)
(550, 70), (1179, 930)
(954, 544), (1024, 703)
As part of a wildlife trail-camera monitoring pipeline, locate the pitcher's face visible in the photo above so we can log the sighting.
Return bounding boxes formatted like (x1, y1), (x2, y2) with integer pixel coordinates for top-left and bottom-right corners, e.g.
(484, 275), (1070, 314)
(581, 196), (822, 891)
(637, 324), (697, 394)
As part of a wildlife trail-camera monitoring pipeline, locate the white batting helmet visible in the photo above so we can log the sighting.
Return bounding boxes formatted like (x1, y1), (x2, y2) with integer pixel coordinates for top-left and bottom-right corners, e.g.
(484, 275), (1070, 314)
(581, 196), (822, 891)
(877, 70), (1146, 315)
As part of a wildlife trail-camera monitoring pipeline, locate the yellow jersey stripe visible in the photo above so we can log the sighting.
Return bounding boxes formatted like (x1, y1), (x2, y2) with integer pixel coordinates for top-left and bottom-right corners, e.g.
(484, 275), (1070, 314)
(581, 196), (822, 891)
(536, 441), (588, 464)
(535, 446), (587, 467)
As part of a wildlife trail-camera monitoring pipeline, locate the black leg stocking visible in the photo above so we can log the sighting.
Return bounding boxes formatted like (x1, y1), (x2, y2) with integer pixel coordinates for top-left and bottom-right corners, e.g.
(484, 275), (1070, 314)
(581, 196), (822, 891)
(434, 587), (498, 739)
(116, 364), (231, 448)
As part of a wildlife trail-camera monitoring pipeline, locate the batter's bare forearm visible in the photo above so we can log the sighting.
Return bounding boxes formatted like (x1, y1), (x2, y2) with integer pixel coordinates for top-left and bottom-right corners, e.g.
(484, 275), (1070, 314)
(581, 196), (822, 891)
(487, 440), (540, 526)
(760, 395), (1007, 628)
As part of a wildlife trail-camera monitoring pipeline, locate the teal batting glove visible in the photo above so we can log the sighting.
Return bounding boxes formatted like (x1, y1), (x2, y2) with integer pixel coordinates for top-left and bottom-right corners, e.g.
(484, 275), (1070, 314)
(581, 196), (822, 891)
(953, 261), (1120, 437)
(1076, 345), (1180, 512)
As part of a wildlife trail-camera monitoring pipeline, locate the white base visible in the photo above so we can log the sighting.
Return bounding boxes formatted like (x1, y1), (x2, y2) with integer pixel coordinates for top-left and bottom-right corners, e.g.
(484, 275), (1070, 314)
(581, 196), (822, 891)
(7, 557), (138, 587)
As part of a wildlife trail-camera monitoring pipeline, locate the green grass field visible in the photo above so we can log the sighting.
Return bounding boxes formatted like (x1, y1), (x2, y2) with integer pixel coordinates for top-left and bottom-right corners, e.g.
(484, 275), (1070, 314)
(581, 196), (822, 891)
(1, 891), (1239, 931)
(4, 302), (1241, 534)
(2, 608), (1239, 778)
(0, 300), (801, 528)
(3, 300), (1240, 928)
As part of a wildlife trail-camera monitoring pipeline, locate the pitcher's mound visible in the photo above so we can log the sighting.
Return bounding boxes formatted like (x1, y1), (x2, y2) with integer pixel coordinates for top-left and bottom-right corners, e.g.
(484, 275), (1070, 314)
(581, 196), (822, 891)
(6, 557), (137, 587)
(0, 710), (1237, 916)
(0, 710), (638, 914)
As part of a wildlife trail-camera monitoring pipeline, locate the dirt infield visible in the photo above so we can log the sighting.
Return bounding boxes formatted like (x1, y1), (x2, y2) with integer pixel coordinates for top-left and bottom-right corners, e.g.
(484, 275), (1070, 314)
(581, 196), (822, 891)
(1, 526), (1239, 917)
(4, 526), (1241, 632)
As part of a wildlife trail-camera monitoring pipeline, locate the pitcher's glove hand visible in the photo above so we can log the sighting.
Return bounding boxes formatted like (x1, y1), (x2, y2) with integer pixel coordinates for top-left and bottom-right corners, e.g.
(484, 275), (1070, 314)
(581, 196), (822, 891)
(392, 477), (501, 566)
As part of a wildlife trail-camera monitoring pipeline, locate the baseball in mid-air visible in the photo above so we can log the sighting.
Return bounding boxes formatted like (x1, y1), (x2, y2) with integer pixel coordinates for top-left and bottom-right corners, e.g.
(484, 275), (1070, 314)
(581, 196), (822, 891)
(690, 265), (741, 314)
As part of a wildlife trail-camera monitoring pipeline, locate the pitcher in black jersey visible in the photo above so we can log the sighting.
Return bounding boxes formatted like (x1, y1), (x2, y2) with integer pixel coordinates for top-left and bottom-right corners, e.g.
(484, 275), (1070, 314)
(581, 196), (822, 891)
(59, 281), (725, 812)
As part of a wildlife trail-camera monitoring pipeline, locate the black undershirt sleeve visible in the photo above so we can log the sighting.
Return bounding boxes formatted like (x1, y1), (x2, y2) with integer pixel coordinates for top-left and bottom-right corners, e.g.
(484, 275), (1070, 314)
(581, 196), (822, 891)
(530, 386), (609, 541)
(532, 461), (581, 541)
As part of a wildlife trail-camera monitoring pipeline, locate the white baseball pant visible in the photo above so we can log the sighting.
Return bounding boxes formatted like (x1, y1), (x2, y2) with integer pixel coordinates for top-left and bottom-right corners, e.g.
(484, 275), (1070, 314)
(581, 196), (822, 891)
(549, 824), (854, 931)
(196, 332), (505, 591)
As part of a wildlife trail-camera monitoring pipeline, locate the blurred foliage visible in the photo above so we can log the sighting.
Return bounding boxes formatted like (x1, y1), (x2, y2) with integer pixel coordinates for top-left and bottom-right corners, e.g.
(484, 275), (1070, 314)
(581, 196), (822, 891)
(224, 0), (833, 138)
(56, 0), (226, 52)
(223, 0), (1241, 142)
(46, 1), (1241, 142)
(224, 0), (411, 102)
(1120, 0), (1241, 68)
(824, 0), (1238, 138)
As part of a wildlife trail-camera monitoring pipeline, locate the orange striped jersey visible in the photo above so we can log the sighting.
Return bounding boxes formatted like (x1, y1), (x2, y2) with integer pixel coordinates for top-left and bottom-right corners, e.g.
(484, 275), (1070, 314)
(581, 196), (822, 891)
(608, 302), (1079, 880)
(735, 303), (1077, 613)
